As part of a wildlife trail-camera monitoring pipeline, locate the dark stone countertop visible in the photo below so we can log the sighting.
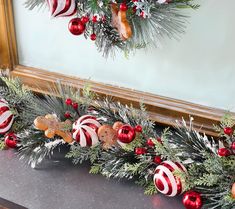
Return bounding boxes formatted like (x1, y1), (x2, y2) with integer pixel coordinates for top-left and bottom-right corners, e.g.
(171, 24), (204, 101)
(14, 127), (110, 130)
(0, 148), (183, 209)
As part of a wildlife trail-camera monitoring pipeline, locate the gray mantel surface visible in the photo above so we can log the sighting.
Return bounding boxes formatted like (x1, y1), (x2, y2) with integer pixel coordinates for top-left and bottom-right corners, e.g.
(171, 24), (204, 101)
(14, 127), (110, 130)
(0, 148), (183, 209)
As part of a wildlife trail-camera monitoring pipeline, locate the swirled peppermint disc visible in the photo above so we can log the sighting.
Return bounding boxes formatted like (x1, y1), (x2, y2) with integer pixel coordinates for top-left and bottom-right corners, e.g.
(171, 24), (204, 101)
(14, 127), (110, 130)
(47, 0), (76, 17)
(72, 115), (101, 147)
(153, 160), (187, 197)
(0, 99), (14, 134)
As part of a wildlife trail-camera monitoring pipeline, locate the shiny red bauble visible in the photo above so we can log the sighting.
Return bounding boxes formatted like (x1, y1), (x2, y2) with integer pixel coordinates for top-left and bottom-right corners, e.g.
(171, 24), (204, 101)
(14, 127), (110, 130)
(134, 125), (142, 133)
(68, 18), (86, 35)
(120, 3), (128, 11)
(183, 191), (203, 209)
(81, 16), (89, 24)
(135, 147), (147, 155)
(218, 148), (231, 157)
(90, 33), (97, 41)
(223, 127), (233, 135)
(4, 132), (18, 148)
(117, 125), (136, 143)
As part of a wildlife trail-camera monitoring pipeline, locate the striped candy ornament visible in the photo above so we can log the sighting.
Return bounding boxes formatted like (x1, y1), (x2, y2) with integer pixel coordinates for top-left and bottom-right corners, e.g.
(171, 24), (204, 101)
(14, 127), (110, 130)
(0, 99), (14, 134)
(72, 115), (101, 147)
(153, 161), (187, 197)
(47, 0), (76, 18)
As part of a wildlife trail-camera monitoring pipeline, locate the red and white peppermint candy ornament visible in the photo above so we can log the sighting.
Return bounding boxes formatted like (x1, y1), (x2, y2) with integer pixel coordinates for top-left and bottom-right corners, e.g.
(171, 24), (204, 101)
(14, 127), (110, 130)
(0, 99), (14, 134)
(153, 160), (187, 197)
(72, 115), (101, 147)
(47, 0), (77, 18)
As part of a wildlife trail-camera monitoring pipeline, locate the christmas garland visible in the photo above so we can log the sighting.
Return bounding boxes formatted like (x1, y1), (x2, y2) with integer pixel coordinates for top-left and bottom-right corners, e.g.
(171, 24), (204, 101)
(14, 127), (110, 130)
(0, 74), (235, 209)
(24, 0), (200, 57)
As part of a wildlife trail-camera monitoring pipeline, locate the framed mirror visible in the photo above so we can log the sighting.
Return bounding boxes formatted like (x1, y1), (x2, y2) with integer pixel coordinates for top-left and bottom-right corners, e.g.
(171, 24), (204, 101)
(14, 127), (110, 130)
(1, 0), (235, 136)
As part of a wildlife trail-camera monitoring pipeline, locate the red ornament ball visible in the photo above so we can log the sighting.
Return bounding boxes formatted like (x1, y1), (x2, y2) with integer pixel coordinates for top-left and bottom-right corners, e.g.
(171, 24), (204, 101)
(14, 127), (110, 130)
(120, 3), (128, 11)
(81, 16), (89, 24)
(90, 33), (97, 41)
(154, 156), (162, 164)
(72, 102), (78, 110)
(153, 161), (187, 197)
(218, 147), (231, 157)
(68, 18), (86, 35)
(146, 138), (155, 147)
(117, 125), (136, 144)
(135, 147), (147, 155)
(224, 127), (233, 135)
(183, 191), (203, 209)
(4, 132), (18, 149)
(65, 98), (73, 105)
(135, 125), (142, 133)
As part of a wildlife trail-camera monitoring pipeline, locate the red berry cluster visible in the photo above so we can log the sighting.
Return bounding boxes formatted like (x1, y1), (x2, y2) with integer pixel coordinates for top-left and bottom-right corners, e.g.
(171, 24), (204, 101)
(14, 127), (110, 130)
(134, 136), (163, 164)
(218, 141), (235, 157)
(64, 98), (79, 118)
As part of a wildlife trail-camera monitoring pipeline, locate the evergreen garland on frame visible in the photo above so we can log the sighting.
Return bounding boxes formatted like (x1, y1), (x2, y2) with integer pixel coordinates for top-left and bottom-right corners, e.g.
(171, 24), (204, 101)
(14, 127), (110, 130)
(0, 74), (234, 209)
(24, 0), (200, 57)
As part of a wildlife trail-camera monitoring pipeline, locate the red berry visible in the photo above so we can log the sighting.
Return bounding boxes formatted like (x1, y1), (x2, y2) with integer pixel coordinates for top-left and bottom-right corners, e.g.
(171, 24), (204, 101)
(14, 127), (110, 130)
(132, 6), (137, 13)
(224, 127), (233, 136)
(102, 15), (106, 22)
(120, 3), (128, 11)
(140, 11), (145, 18)
(4, 132), (18, 149)
(146, 139), (155, 147)
(72, 102), (78, 110)
(218, 148), (231, 157)
(64, 112), (71, 118)
(231, 141), (235, 151)
(157, 137), (162, 144)
(135, 125), (142, 133)
(65, 98), (73, 105)
(135, 147), (147, 155)
(90, 33), (97, 41)
(81, 16), (89, 24)
(92, 15), (98, 23)
(154, 156), (162, 164)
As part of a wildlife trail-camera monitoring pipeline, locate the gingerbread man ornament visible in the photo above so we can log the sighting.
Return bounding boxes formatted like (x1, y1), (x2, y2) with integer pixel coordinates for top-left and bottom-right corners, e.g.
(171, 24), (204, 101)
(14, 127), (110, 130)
(34, 114), (73, 143)
(111, 3), (132, 40)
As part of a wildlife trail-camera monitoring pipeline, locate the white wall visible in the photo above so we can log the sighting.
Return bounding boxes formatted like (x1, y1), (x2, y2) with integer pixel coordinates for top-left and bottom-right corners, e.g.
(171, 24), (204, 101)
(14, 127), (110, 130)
(13, 0), (235, 111)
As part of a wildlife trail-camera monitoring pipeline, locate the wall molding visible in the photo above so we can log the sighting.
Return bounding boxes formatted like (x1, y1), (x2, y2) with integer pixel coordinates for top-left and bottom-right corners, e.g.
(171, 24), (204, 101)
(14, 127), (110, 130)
(11, 65), (234, 137)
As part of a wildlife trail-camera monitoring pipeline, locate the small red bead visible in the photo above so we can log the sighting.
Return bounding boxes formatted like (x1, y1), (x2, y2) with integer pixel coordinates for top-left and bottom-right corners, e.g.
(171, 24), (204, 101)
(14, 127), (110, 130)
(135, 125), (143, 133)
(92, 15), (98, 23)
(120, 3), (128, 11)
(224, 127), (233, 136)
(140, 11), (145, 18)
(65, 98), (73, 106)
(90, 33), (97, 41)
(4, 132), (18, 149)
(231, 141), (235, 151)
(218, 148), (231, 157)
(154, 156), (162, 164)
(135, 147), (147, 155)
(102, 15), (106, 22)
(72, 102), (78, 110)
(64, 112), (71, 118)
(81, 16), (89, 24)
(132, 6), (137, 13)
(157, 137), (162, 144)
(146, 139), (155, 147)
